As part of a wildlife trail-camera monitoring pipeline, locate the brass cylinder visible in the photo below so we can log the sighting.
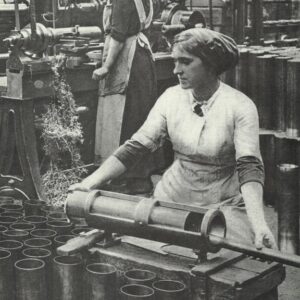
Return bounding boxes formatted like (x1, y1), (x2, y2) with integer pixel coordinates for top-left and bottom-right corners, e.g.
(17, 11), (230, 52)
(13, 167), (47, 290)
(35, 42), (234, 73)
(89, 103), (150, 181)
(15, 258), (47, 300)
(124, 269), (156, 287)
(0, 240), (23, 262)
(10, 222), (36, 232)
(152, 280), (187, 300)
(23, 216), (48, 229)
(286, 58), (300, 137)
(52, 255), (83, 300)
(23, 200), (46, 216)
(46, 220), (74, 235)
(2, 230), (29, 242)
(85, 263), (117, 300)
(30, 228), (57, 241)
(24, 238), (52, 250)
(276, 164), (299, 254)
(0, 249), (14, 300)
(120, 284), (155, 300)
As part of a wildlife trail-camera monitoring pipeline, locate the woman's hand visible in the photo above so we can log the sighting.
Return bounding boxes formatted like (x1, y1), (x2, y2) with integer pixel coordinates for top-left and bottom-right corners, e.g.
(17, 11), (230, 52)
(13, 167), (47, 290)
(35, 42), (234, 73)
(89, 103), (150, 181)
(92, 66), (109, 80)
(68, 182), (91, 193)
(253, 224), (277, 250)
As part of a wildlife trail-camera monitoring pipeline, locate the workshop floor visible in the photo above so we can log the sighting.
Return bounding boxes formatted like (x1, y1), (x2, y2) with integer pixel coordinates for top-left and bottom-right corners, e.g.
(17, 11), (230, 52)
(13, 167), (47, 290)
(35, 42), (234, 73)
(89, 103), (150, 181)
(150, 175), (300, 300)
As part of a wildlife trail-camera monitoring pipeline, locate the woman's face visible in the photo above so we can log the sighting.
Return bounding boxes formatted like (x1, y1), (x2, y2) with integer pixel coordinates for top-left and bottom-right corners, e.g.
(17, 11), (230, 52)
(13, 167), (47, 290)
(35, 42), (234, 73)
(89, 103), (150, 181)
(172, 45), (212, 91)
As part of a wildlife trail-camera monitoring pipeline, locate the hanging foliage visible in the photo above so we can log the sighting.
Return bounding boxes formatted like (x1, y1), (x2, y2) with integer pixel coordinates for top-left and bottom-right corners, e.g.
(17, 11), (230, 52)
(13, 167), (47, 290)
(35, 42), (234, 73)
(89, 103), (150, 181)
(41, 56), (87, 207)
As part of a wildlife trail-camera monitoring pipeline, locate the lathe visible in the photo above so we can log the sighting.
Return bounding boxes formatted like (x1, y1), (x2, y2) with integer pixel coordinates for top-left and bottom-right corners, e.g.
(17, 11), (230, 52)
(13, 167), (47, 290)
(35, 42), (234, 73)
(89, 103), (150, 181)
(55, 189), (300, 299)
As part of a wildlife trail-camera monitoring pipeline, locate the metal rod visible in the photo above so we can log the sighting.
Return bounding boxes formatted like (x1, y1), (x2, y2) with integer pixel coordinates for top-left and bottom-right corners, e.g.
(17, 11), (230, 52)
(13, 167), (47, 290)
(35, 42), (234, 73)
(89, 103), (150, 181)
(30, 0), (37, 43)
(209, 0), (214, 30)
(209, 234), (300, 268)
(14, 0), (21, 31)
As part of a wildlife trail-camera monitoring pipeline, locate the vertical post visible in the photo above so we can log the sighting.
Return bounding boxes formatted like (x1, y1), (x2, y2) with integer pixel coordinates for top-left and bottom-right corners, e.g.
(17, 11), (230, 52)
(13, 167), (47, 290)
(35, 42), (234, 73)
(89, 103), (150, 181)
(209, 0), (214, 30)
(14, 0), (21, 31)
(30, 0), (37, 43)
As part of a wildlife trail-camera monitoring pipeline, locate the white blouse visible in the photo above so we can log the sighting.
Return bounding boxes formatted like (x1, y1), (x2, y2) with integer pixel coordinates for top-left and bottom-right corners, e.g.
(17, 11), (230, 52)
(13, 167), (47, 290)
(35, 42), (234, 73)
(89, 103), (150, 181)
(131, 82), (262, 207)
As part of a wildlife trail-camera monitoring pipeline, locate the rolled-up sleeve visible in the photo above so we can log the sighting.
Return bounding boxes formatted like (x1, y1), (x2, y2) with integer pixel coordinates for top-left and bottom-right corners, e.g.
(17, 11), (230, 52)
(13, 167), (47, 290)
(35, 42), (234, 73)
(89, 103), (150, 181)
(111, 0), (136, 42)
(234, 99), (261, 160)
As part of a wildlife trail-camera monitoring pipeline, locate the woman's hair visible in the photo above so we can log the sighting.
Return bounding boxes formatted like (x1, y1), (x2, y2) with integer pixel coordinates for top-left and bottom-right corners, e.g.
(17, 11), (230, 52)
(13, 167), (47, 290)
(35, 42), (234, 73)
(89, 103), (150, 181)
(173, 28), (239, 75)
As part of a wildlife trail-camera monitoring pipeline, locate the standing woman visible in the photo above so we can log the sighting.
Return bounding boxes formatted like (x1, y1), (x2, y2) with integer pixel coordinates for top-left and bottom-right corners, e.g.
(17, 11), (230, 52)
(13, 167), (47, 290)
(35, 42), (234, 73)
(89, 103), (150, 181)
(72, 28), (278, 290)
(93, 0), (161, 194)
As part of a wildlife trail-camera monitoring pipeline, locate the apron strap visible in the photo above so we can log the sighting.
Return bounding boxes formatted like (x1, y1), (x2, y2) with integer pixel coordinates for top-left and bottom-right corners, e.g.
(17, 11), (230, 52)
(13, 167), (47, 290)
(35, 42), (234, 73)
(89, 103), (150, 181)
(133, 0), (153, 31)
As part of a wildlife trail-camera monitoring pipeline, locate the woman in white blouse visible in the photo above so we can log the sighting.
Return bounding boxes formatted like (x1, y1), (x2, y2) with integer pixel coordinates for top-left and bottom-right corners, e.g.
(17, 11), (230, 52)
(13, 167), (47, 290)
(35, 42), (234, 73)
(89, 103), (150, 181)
(70, 28), (276, 251)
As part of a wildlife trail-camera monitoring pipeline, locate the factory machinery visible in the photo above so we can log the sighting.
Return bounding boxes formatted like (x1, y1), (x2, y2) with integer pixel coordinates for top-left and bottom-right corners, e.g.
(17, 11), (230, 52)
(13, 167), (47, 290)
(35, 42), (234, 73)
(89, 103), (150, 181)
(48, 189), (300, 299)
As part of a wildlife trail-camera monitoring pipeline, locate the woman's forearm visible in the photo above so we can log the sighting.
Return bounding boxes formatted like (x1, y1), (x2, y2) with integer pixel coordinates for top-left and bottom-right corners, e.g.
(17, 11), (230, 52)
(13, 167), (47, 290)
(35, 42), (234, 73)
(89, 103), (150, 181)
(81, 156), (127, 189)
(241, 181), (267, 231)
(103, 37), (124, 70)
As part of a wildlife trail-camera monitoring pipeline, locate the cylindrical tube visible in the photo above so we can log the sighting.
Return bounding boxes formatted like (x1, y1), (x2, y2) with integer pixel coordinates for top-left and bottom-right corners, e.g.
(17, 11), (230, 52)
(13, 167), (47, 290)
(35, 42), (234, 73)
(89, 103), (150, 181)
(48, 212), (68, 221)
(152, 280), (186, 300)
(0, 249), (14, 300)
(286, 58), (300, 137)
(0, 203), (23, 213)
(41, 205), (64, 217)
(15, 258), (47, 300)
(235, 47), (249, 95)
(120, 284), (155, 300)
(10, 222), (36, 232)
(23, 200), (46, 216)
(124, 269), (156, 287)
(0, 216), (18, 227)
(256, 54), (277, 129)
(23, 216), (48, 229)
(85, 263), (117, 300)
(30, 228), (57, 241)
(22, 247), (52, 299)
(1, 211), (23, 220)
(0, 196), (14, 205)
(260, 134), (276, 207)
(276, 164), (299, 254)
(52, 255), (83, 300)
(2, 230), (29, 242)
(46, 221), (73, 235)
(0, 240), (23, 261)
(274, 56), (291, 131)
(24, 238), (52, 250)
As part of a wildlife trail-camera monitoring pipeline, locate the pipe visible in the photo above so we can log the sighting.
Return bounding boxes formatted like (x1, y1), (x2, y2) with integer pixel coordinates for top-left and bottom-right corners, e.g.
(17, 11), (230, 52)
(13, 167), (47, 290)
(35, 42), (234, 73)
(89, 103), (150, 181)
(15, 258), (47, 300)
(276, 164), (299, 254)
(85, 263), (117, 300)
(274, 56), (291, 132)
(252, 0), (263, 45)
(286, 58), (300, 137)
(0, 249), (14, 300)
(23, 200), (46, 216)
(46, 220), (74, 235)
(120, 284), (155, 300)
(14, 0), (21, 31)
(52, 255), (83, 300)
(10, 222), (36, 232)
(30, 0), (37, 44)
(0, 240), (23, 262)
(22, 247), (52, 299)
(48, 212), (68, 221)
(24, 238), (52, 250)
(0, 203), (23, 213)
(124, 269), (156, 287)
(152, 280), (186, 300)
(2, 230), (29, 242)
(0, 216), (18, 227)
(23, 216), (48, 229)
(257, 54), (277, 129)
(30, 229), (57, 241)
(66, 190), (226, 253)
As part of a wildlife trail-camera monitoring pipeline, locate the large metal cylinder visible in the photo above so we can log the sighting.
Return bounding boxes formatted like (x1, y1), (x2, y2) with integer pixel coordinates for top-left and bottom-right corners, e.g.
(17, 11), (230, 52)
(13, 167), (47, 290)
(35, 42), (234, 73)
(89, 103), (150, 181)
(52, 255), (83, 300)
(0, 249), (14, 300)
(15, 258), (47, 300)
(124, 269), (156, 287)
(66, 190), (226, 253)
(274, 56), (291, 131)
(0, 240), (23, 262)
(257, 54), (277, 129)
(287, 58), (300, 137)
(276, 163), (299, 254)
(152, 280), (187, 300)
(120, 284), (155, 300)
(85, 263), (117, 300)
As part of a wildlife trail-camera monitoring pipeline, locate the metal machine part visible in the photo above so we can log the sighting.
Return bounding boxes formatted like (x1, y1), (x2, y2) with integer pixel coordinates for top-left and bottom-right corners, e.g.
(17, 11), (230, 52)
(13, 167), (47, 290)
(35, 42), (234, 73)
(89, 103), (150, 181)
(65, 190), (300, 267)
